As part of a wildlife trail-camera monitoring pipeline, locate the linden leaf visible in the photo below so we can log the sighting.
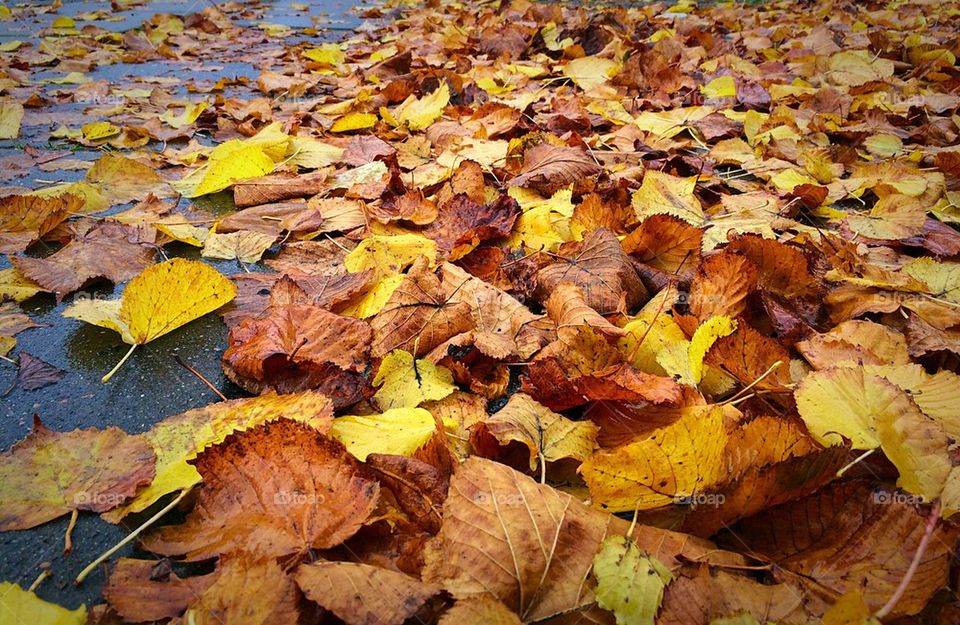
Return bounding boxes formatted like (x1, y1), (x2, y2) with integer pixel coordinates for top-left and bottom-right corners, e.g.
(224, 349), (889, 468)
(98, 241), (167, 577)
(295, 561), (441, 625)
(593, 535), (673, 625)
(563, 56), (619, 90)
(183, 556), (299, 625)
(201, 230), (277, 263)
(482, 392), (598, 472)
(64, 258), (236, 382)
(388, 81), (450, 131)
(142, 419), (379, 560)
(344, 233), (438, 282)
(0, 582), (86, 625)
(373, 349), (456, 410)
(795, 367), (951, 501)
(0, 417), (155, 530)
(0, 193), (78, 254)
(631, 170), (705, 225)
(332, 407), (443, 460)
(103, 391), (333, 522)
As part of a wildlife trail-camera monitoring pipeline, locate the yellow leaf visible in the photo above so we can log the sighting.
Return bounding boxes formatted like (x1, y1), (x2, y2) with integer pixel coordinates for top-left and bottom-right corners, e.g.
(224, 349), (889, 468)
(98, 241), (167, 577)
(332, 112), (378, 133)
(863, 133), (903, 157)
(372, 349), (456, 411)
(902, 257), (960, 304)
(700, 75), (736, 99)
(154, 216), (209, 247)
(0, 100), (23, 140)
(160, 101), (208, 129)
(287, 135), (344, 168)
(563, 56), (619, 90)
(81, 121), (120, 141)
(0, 335), (14, 357)
(339, 273), (404, 319)
(303, 44), (345, 66)
(582, 405), (737, 512)
(795, 367), (951, 501)
(0, 266), (44, 302)
(618, 305), (688, 377)
(631, 170), (705, 225)
(389, 81), (450, 131)
(64, 259), (236, 382)
(0, 582), (86, 625)
(344, 234), (437, 282)
(332, 407), (442, 460)
(201, 230), (277, 263)
(688, 316), (738, 383)
(828, 50), (895, 87)
(633, 106), (713, 138)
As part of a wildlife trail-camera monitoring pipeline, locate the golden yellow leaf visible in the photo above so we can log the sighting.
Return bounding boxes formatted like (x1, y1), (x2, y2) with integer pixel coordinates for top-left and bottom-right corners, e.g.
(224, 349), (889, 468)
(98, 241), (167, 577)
(593, 536), (673, 625)
(81, 120), (120, 141)
(828, 50), (895, 86)
(632, 170), (705, 225)
(331, 112), (378, 133)
(373, 349), (456, 411)
(332, 407), (443, 460)
(795, 367), (951, 501)
(0, 266), (44, 302)
(388, 81), (450, 131)
(0, 582), (86, 625)
(344, 233), (437, 282)
(0, 100), (23, 139)
(64, 259), (236, 382)
(700, 75), (736, 99)
(563, 56), (619, 90)
(688, 316), (738, 383)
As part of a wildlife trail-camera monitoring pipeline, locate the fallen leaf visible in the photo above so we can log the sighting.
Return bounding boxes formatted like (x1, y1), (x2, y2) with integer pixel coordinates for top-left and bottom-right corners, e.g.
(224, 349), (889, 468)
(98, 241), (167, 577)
(593, 535), (673, 625)
(0, 582), (86, 625)
(372, 349), (456, 410)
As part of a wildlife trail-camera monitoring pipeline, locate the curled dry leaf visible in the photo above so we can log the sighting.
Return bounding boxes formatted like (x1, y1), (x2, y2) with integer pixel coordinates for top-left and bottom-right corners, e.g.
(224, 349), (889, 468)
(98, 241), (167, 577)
(508, 143), (601, 195)
(622, 214), (702, 274)
(295, 561), (441, 625)
(480, 392), (598, 472)
(0, 416), (155, 530)
(6, 352), (66, 394)
(104, 558), (215, 622)
(546, 282), (627, 343)
(536, 227), (647, 315)
(222, 303), (372, 406)
(142, 419), (379, 560)
(0, 193), (78, 253)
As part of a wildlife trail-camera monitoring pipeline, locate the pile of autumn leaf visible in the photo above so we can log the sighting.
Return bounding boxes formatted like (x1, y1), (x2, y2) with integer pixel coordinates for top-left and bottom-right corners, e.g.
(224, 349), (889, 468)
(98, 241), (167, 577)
(4, 0), (960, 622)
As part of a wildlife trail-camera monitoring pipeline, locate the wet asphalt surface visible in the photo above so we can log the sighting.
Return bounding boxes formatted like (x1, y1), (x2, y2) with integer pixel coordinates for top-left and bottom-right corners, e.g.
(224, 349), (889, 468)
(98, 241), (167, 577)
(0, 0), (364, 609)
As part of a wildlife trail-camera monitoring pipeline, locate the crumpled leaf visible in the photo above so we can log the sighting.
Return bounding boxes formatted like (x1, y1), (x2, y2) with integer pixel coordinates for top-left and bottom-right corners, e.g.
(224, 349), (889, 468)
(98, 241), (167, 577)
(481, 392), (598, 471)
(0, 193), (78, 253)
(508, 144), (601, 195)
(0, 416), (155, 530)
(386, 81), (450, 131)
(142, 419), (379, 560)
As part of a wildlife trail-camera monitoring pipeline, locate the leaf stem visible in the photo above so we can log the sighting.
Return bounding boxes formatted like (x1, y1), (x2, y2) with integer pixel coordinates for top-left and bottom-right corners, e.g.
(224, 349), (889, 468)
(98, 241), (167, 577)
(64, 509), (78, 554)
(75, 488), (190, 585)
(101, 343), (138, 384)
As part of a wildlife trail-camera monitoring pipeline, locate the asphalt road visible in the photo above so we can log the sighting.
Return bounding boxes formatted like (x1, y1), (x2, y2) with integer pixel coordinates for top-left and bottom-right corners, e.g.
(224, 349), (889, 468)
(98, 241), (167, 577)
(0, 0), (363, 609)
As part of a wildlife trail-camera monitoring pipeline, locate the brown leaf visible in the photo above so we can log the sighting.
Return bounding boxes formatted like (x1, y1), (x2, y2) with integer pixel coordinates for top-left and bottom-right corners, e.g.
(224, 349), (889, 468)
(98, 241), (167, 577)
(424, 193), (520, 258)
(796, 319), (910, 369)
(366, 453), (448, 533)
(6, 353), (65, 394)
(439, 597), (523, 625)
(508, 144), (601, 195)
(720, 480), (959, 617)
(13, 235), (155, 300)
(342, 134), (397, 167)
(423, 457), (741, 621)
(622, 214), (702, 274)
(536, 228), (648, 315)
(0, 301), (42, 337)
(371, 257), (473, 357)
(370, 190), (438, 225)
(0, 416), (155, 530)
(222, 304), (372, 408)
(104, 558), (215, 622)
(295, 561), (441, 625)
(705, 322), (793, 392)
(658, 566), (822, 625)
(184, 556), (300, 625)
(0, 193), (78, 253)
(688, 251), (758, 322)
(232, 171), (327, 208)
(546, 282), (627, 343)
(724, 233), (819, 299)
(142, 419), (379, 560)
